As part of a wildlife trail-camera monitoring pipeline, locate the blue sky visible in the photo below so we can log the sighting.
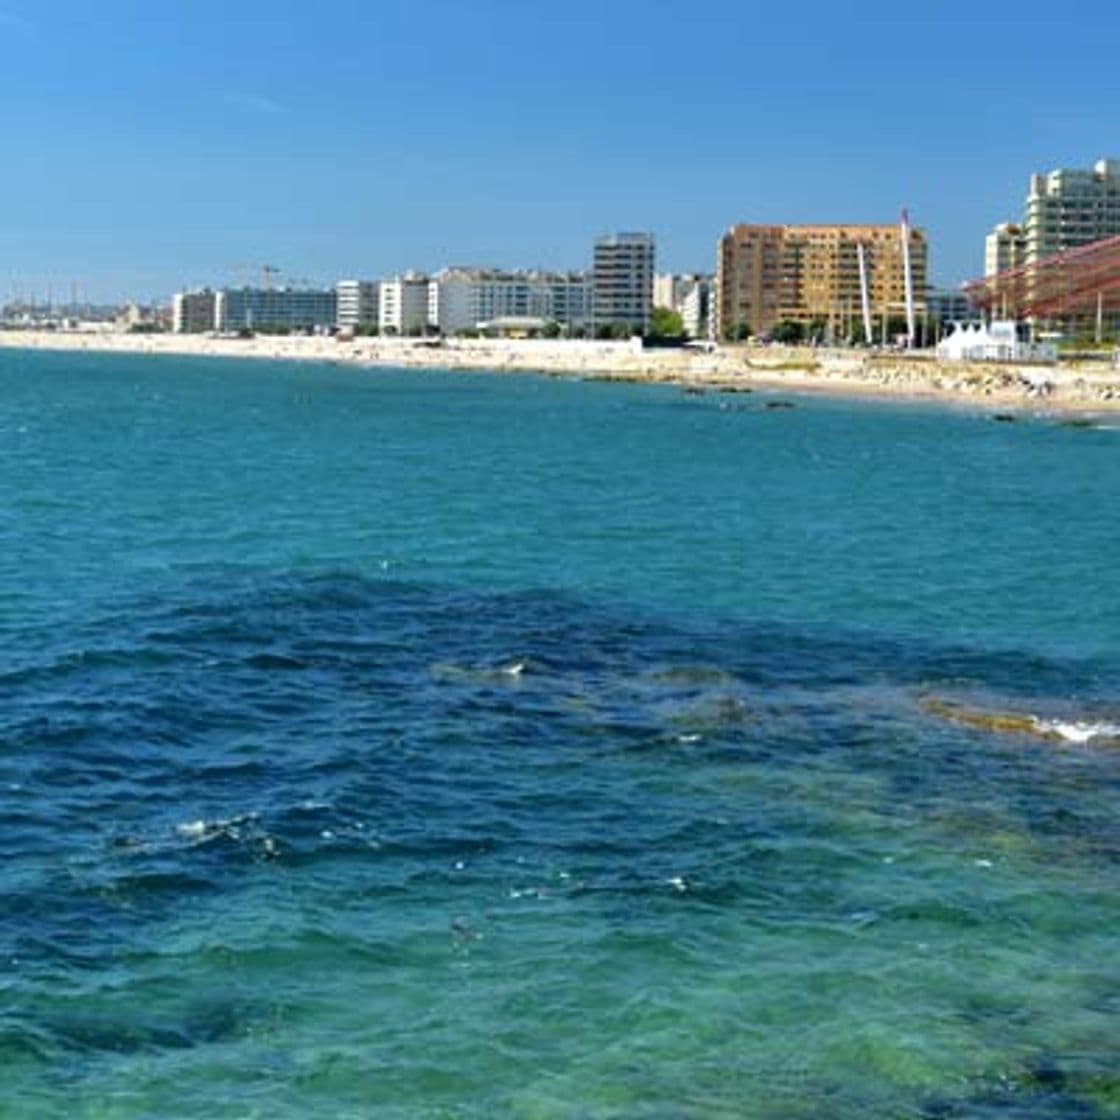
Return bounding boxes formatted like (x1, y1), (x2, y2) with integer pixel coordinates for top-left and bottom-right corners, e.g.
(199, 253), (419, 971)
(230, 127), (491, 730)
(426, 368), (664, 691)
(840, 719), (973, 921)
(0, 0), (1116, 302)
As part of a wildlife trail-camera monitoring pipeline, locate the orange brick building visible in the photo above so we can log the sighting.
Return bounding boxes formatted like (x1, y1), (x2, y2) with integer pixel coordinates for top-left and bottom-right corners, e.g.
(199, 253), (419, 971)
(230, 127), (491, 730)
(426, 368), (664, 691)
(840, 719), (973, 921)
(715, 223), (927, 340)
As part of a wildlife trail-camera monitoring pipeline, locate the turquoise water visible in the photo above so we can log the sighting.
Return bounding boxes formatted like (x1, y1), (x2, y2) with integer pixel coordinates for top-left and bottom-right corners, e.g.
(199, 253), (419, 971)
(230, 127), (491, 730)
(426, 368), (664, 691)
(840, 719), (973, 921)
(2, 349), (1118, 1118)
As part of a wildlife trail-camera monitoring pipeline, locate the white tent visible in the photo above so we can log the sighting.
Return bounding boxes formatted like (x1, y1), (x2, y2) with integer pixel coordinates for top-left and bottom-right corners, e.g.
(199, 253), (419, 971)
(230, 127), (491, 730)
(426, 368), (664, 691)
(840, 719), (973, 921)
(936, 321), (1056, 363)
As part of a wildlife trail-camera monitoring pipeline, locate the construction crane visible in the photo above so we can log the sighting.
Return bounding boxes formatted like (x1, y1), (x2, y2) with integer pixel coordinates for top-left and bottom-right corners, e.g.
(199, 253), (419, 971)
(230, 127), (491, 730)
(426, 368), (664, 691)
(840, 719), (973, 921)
(229, 263), (282, 290)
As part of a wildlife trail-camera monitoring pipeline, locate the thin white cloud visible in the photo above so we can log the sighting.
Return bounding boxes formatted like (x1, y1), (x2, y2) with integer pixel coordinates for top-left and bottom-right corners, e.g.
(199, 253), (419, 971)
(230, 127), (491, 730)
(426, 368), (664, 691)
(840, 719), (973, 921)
(222, 91), (288, 116)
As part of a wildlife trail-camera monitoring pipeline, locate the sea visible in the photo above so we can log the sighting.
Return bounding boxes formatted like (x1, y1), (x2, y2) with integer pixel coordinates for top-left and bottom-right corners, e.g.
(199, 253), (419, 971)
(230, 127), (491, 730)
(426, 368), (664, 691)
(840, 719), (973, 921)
(2, 347), (1118, 1119)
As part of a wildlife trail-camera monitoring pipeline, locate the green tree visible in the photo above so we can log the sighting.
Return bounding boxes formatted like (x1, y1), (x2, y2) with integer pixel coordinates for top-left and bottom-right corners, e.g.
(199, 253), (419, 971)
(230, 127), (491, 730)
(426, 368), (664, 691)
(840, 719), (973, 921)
(649, 305), (685, 339)
(885, 315), (911, 344)
(724, 321), (751, 342)
(770, 319), (805, 344)
(595, 322), (635, 340)
(541, 320), (562, 339)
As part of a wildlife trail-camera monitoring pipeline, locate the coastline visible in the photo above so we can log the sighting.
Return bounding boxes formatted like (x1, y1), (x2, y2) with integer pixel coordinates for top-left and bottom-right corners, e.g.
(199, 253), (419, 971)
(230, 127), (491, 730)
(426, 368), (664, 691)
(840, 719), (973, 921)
(3, 328), (1119, 414)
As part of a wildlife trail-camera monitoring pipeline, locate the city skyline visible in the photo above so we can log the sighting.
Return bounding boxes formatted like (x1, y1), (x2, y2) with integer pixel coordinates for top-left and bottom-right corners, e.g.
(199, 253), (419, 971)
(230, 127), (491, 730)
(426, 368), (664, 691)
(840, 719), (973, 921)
(1, 0), (1117, 302)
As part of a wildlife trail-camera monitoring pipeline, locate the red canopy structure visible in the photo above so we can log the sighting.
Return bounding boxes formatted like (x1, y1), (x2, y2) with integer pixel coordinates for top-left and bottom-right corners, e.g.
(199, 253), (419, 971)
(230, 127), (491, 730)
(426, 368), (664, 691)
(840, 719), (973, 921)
(963, 234), (1120, 321)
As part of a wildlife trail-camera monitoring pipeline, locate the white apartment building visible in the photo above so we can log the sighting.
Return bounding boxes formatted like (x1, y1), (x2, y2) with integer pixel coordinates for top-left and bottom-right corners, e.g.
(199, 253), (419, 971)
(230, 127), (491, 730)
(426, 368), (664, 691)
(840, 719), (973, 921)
(336, 280), (380, 330)
(428, 268), (591, 334)
(984, 222), (1026, 277)
(988, 159), (1120, 275)
(652, 272), (713, 338)
(378, 273), (430, 335)
(1025, 158), (1120, 260)
(680, 280), (711, 339)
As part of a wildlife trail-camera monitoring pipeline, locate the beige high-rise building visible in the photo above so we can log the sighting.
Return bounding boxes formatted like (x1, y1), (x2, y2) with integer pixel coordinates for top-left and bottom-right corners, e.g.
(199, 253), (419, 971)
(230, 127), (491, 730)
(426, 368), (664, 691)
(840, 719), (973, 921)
(715, 223), (927, 341)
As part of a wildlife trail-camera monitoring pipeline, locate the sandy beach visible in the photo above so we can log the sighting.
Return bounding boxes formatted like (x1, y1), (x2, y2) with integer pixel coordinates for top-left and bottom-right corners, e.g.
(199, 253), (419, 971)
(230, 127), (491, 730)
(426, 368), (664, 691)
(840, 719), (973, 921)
(3, 329), (1119, 413)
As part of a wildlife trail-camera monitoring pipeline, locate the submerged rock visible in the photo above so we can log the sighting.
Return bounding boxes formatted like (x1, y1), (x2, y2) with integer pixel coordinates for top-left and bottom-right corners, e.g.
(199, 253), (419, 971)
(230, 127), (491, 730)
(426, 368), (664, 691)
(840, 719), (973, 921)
(920, 696), (1043, 737)
(919, 696), (1120, 745)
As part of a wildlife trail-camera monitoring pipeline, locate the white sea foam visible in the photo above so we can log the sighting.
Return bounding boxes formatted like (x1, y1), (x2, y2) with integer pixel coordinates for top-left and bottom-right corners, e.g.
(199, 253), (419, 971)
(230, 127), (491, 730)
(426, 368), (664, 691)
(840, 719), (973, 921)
(176, 820), (210, 839)
(1032, 718), (1120, 744)
(175, 812), (259, 841)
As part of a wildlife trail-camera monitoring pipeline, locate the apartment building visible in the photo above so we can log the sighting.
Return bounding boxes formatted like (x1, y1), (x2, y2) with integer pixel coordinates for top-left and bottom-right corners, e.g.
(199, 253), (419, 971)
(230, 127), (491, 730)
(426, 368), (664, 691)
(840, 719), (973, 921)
(715, 223), (927, 340)
(984, 222), (1026, 277)
(679, 280), (711, 339)
(986, 160), (1120, 277)
(428, 268), (591, 334)
(1024, 158), (1120, 260)
(653, 272), (713, 338)
(214, 287), (337, 333)
(172, 289), (218, 333)
(592, 233), (655, 334)
(379, 273), (430, 335)
(336, 281), (380, 330)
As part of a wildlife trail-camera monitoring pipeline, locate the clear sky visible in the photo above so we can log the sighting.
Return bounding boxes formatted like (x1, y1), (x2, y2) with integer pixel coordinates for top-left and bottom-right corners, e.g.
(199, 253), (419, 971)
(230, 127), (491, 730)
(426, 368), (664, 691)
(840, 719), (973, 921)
(1, 0), (1117, 303)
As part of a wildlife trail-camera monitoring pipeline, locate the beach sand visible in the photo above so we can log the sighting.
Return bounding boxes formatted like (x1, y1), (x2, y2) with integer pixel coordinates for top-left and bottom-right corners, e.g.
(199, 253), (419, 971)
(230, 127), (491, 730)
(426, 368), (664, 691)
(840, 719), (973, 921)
(3, 329), (1119, 414)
